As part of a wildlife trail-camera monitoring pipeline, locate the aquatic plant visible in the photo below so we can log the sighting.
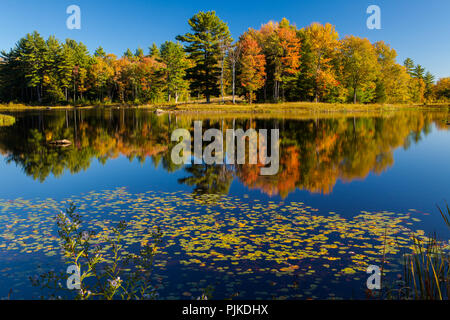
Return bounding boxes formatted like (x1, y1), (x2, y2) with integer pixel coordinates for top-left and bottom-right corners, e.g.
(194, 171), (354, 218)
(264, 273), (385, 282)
(31, 203), (162, 300)
(380, 203), (449, 300)
(2, 187), (445, 299)
(0, 114), (15, 127)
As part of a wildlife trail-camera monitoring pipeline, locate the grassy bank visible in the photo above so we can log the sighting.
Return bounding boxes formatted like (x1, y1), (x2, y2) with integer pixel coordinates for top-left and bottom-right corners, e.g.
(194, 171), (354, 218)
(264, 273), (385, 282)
(170, 101), (449, 113)
(0, 103), (96, 111)
(1, 101), (449, 114)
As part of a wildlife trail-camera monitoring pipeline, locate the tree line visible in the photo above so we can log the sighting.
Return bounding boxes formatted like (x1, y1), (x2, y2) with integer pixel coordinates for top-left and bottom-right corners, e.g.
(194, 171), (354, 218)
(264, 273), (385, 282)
(1, 11), (449, 105)
(1, 108), (445, 192)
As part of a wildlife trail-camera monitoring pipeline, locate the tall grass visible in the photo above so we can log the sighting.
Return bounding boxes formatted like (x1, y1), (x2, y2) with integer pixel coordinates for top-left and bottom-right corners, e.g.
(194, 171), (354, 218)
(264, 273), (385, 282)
(390, 204), (449, 300)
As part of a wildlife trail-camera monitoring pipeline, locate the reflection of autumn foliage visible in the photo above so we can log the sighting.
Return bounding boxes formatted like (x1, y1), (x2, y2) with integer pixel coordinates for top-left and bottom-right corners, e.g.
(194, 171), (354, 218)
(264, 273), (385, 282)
(238, 145), (301, 197)
(73, 115), (170, 166)
(235, 112), (447, 198)
(0, 109), (171, 181)
(77, 122), (168, 162)
(0, 109), (448, 190)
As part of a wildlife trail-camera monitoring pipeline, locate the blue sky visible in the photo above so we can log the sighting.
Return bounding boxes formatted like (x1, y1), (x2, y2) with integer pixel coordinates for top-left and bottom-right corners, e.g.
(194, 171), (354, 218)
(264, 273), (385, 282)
(1, 0), (449, 79)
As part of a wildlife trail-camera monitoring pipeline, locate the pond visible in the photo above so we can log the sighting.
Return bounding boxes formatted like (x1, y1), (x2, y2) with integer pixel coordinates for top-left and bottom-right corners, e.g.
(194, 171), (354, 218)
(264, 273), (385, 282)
(0, 108), (449, 299)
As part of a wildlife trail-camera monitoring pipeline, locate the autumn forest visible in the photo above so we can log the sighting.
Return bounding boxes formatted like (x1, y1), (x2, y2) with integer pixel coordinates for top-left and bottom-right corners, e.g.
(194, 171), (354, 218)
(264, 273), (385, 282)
(1, 11), (449, 107)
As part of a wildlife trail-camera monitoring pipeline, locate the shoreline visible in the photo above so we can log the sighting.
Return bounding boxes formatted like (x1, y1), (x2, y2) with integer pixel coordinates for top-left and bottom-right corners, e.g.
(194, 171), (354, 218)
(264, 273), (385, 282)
(1, 101), (449, 114)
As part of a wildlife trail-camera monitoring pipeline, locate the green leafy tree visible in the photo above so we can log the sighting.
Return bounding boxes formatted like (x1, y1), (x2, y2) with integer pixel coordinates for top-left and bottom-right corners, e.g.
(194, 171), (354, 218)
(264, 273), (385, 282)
(59, 42), (75, 101)
(295, 28), (315, 101)
(23, 32), (47, 103)
(66, 39), (91, 102)
(123, 49), (134, 60)
(423, 71), (435, 101)
(94, 46), (106, 58)
(403, 58), (415, 76)
(149, 43), (160, 58)
(135, 48), (144, 60)
(176, 11), (232, 103)
(412, 64), (425, 80)
(159, 41), (190, 103)
(43, 36), (65, 103)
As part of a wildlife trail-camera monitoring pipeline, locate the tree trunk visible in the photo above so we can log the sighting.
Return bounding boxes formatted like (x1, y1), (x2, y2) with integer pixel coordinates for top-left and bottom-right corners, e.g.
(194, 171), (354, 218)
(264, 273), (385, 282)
(274, 81), (279, 102)
(264, 81), (267, 101)
(220, 53), (225, 104)
(167, 75), (171, 102)
(315, 56), (322, 103)
(277, 82), (280, 101)
(232, 61), (236, 104)
(273, 82), (276, 101)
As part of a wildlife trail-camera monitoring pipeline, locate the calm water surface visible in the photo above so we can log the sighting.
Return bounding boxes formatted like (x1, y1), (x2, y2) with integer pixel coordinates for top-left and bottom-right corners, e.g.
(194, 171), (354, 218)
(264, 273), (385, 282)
(0, 108), (449, 299)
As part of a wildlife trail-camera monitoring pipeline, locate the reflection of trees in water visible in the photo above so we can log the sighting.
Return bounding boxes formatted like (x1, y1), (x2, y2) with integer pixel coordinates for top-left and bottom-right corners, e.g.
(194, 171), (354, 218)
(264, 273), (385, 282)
(179, 164), (233, 195)
(0, 109), (446, 197)
(0, 109), (171, 182)
(234, 112), (446, 197)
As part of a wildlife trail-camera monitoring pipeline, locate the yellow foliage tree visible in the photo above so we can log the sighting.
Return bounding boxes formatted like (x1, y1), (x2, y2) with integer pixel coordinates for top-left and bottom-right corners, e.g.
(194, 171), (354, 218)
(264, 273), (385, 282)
(340, 36), (379, 103)
(304, 23), (340, 102)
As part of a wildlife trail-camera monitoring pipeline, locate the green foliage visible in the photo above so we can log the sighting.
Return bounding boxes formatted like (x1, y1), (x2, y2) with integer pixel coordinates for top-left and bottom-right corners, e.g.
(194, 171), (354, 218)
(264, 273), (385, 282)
(94, 46), (106, 58)
(149, 43), (160, 58)
(159, 41), (190, 103)
(403, 58), (415, 76)
(176, 11), (232, 103)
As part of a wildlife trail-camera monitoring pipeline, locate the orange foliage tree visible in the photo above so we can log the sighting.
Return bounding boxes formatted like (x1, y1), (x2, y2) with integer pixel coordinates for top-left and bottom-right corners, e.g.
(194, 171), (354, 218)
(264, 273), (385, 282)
(254, 18), (301, 101)
(239, 33), (266, 104)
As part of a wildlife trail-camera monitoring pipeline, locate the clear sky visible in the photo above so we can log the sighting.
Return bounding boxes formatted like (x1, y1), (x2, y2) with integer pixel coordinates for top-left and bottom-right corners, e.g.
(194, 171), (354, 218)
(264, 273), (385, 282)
(1, 0), (449, 79)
